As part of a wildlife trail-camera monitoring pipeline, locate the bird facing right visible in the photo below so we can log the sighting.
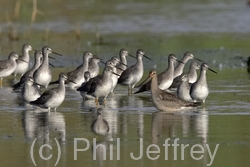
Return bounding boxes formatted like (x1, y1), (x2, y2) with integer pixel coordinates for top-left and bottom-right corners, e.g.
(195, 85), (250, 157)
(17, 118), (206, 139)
(0, 52), (19, 85)
(190, 63), (217, 105)
(21, 77), (42, 104)
(30, 73), (76, 111)
(13, 43), (32, 77)
(13, 50), (43, 90)
(118, 49), (152, 95)
(33, 46), (54, 89)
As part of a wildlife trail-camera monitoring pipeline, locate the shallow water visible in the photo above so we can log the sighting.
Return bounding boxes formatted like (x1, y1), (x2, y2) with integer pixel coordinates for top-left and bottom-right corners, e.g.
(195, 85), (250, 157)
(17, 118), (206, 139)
(0, 0), (250, 166)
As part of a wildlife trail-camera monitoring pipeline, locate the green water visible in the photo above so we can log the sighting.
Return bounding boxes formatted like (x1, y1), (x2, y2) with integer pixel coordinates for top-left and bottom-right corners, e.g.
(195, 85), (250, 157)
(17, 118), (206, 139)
(0, 0), (250, 167)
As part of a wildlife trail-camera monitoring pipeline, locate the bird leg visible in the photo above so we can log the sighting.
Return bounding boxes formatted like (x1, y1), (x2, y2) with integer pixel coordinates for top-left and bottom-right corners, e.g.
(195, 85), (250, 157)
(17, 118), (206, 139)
(103, 98), (106, 106)
(0, 78), (2, 86)
(130, 87), (134, 95)
(202, 100), (206, 108)
(95, 98), (99, 106)
(109, 92), (114, 97)
(128, 87), (133, 95)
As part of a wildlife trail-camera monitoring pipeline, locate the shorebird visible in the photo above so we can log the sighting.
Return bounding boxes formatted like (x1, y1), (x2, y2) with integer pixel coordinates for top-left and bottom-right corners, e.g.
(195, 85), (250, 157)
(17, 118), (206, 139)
(118, 49), (152, 95)
(78, 71), (93, 99)
(88, 57), (101, 78)
(173, 51), (202, 78)
(190, 63), (217, 106)
(145, 70), (200, 111)
(116, 49), (135, 75)
(78, 59), (122, 99)
(21, 77), (42, 105)
(33, 46), (61, 89)
(13, 43), (32, 77)
(77, 66), (119, 105)
(0, 52), (19, 85)
(170, 61), (200, 89)
(13, 50), (43, 90)
(177, 75), (193, 102)
(30, 73), (76, 111)
(106, 59), (122, 94)
(110, 56), (126, 67)
(134, 54), (183, 94)
(91, 108), (109, 136)
(50, 52), (93, 88)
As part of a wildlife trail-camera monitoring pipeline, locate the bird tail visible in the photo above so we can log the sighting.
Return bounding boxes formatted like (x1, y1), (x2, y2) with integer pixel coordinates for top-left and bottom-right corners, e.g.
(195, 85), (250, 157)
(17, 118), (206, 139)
(13, 82), (22, 90)
(133, 89), (143, 94)
(133, 84), (150, 94)
(76, 86), (84, 91)
(30, 101), (36, 105)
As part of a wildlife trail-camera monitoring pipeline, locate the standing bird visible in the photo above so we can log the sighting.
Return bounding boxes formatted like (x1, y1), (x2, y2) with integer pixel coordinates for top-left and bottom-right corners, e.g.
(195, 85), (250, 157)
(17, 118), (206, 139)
(118, 49), (152, 95)
(50, 52), (93, 88)
(177, 75), (193, 102)
(78, 71), (93, 99)
(134, 54), (183, 94)
(13, 43), (32, 77)
(77, 66), (119, 105)
(88, 57), (101, 78)
(33, 46), (54, 89)
(21, 77), (42, 105)
(116, 49), (135, 75)
(91, 108), (109, 136)
(30, 73), (76, 111)
(0, 52), (19, 85)
(106, 59), (122, 94)
(145, 70), (200, 111)
(13, 50), (43, 90)
(190, 63), (217, 106)
(170, 61), (200, 89)
(173, 51), (202, 78)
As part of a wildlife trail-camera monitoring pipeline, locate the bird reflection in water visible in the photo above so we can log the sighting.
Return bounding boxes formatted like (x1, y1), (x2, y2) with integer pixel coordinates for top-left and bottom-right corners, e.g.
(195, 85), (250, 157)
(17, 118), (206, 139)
(91, 108), (109, 167)
(151, 108), (208, 144)
(150, 108), (209, 165)
(90, 108), (120, 167)
(22, 109), (66, 143)
(91, 108), (109, 136)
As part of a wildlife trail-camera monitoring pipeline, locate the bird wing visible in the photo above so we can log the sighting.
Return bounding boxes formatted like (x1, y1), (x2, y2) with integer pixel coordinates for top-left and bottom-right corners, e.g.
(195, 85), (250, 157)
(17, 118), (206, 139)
(67, 65), (84, 80)
(87, 79), (98, 94)
(31, 90), (54, 105)
(158, 90), (177, 100)
(118, 65), (135, 84)
(134, 81), (151, 94)
(0, 60), (8, 71)
(77, 75), (100, 92)
(158, 90), (197, 107)
(169, 75), (182, 88)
